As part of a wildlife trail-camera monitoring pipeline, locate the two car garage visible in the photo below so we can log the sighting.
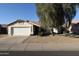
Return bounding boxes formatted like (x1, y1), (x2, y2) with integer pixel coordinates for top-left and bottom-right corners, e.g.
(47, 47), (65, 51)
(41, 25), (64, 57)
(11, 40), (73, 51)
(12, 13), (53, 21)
(8, 20), (40, 36)
(12, 27), (31, 36)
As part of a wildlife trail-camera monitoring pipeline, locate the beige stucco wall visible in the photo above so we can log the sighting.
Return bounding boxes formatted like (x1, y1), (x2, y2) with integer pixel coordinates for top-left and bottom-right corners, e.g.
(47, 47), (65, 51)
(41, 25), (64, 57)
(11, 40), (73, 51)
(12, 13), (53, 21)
(8, 22), (34, 36)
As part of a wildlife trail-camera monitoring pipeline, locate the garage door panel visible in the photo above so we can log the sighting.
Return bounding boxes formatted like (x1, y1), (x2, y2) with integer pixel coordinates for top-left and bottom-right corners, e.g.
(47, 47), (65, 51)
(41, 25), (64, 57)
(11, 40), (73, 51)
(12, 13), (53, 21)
(13, 28), (31, 36)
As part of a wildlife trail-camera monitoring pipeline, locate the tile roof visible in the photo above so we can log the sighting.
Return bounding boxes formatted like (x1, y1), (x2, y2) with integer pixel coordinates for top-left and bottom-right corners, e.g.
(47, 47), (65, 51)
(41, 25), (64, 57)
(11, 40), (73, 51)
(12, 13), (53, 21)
(8, 19), (40, 27)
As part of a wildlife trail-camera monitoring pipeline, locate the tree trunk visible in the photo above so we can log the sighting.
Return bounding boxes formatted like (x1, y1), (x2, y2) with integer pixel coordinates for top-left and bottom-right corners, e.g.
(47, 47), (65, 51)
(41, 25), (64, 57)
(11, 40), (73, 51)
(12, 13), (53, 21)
(51, 28), (55, 36)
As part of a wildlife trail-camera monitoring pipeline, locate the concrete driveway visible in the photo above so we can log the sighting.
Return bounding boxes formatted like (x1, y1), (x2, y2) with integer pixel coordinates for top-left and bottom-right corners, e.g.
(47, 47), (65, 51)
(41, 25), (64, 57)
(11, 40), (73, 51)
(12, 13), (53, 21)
(0, 36), (28, 51)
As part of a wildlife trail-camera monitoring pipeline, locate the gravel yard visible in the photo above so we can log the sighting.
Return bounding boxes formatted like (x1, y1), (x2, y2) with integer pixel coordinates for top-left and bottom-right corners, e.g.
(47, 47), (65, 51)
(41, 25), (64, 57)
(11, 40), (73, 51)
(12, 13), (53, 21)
(0, 34), (8, 38)
(0, 34), (79, 51)
(24, 35), (79, 43)
(23, 35), (79, 51)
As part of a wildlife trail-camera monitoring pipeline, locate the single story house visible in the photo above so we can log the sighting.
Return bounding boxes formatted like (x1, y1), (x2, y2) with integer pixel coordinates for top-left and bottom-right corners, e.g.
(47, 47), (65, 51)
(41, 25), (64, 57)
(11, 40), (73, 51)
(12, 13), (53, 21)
(69, 23), (79, 34)
(7, 19), (67, 36)
(68, 20), (79, 34)
(71, 23), (79, 34)
(8, 20), (40, 36)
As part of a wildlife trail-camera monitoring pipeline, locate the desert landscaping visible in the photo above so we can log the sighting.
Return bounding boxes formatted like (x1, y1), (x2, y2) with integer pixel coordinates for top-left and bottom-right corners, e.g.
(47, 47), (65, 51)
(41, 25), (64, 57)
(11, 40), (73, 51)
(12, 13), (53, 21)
(0, 34), (79, 51)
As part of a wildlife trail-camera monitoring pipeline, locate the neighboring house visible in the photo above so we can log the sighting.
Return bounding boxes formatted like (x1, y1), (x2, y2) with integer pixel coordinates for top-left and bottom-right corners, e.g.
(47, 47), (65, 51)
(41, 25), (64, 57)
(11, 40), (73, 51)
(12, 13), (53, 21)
(71, 23), (79, 34)
(53, 20), (79, 34)
(0, 24), (7, 34)
(7, 20), (40, 36)
(68, 20), (79, 34)
(69, 23), (79, 34)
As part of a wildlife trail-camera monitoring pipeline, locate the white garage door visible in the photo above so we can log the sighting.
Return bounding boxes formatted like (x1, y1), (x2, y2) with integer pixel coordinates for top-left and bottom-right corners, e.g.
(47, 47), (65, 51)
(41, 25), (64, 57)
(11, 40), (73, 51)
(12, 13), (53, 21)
(13, 27), (31, 36)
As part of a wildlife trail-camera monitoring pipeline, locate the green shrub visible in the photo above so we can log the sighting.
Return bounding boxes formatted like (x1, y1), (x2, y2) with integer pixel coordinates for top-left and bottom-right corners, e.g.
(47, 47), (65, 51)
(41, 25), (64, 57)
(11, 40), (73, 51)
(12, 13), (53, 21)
(38, 29), (51, 36)
(38, 31), (44, 36)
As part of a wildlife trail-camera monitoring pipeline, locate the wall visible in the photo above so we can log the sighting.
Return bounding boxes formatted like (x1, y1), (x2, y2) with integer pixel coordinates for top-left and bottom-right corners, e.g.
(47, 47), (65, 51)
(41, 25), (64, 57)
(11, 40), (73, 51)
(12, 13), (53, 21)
(8, 22), (34, 36)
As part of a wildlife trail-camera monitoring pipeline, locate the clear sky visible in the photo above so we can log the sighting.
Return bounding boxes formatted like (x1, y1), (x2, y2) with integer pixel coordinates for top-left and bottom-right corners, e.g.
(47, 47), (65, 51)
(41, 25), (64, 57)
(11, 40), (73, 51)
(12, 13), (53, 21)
(74, 7), (79, 20)
(0, 3), (39, 24)
(0, 3), (79, 24)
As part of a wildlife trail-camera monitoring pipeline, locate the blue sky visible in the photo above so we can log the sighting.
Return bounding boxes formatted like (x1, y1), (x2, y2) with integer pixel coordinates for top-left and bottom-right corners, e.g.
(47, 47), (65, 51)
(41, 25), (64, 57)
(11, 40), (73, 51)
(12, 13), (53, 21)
(0, 3), (38, 24)
(0, 3), (79, 24)
(74, 7), (79, 20)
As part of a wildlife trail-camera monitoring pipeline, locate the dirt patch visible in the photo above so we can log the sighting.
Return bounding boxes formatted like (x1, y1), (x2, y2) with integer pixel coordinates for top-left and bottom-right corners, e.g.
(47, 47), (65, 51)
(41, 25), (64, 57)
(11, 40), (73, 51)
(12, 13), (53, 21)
(25, 35), (79, 44)
(0, 34), (8, 38)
